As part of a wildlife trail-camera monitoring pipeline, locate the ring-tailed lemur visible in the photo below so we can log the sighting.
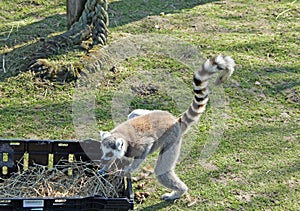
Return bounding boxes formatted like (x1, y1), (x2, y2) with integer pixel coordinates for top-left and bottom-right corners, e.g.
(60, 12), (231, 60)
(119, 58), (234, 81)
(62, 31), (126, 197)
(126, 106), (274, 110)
(99, 55), (235, 200)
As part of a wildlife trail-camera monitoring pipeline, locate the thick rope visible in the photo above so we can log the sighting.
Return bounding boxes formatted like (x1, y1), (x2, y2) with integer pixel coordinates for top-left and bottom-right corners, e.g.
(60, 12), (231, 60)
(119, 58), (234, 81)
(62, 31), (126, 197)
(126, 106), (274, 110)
(24, 0), (109, 82)
(74, 0), (109, 46)
(1, 0), (108, 82)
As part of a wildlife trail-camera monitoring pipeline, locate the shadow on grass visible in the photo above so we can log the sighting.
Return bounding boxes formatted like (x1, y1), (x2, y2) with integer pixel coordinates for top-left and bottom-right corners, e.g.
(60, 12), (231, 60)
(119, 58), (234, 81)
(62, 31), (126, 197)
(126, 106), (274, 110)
(0, 13), (76, 81)
(260, 67), (300, 91)
(0, 0), (219, 81)
(258, 67), (300, 105)
(108, 0), (219, 27)
(140, 201), (174, 211)
(0, 14), (67, 49)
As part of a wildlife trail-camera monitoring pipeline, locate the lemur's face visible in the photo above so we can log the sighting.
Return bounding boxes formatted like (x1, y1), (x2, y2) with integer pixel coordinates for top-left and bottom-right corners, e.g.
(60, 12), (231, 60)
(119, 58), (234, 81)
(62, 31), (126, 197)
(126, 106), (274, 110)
(100, 132), (126, 161)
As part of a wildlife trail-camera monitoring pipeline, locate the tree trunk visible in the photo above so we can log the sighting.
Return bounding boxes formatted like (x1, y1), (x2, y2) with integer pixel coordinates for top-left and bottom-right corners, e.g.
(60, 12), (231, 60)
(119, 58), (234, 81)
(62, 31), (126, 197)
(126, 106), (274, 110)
(67, 0), (87, 29)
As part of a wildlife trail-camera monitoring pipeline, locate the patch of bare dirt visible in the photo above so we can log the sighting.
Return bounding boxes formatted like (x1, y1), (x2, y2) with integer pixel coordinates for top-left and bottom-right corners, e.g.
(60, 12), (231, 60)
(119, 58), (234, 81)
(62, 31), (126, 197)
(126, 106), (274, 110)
(131, 83), (158, 96)
(202, 162), (219, 171)
(210, 172), (248, 185)
(232, 190), (257, 203)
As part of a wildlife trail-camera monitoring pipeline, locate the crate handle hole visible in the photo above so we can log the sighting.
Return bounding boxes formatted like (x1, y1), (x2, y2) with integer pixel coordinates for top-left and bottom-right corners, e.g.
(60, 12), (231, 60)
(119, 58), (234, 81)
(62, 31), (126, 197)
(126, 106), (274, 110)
(68, 154), (74, 163)
(2, 152), (8, 162)
(54, 199), (67, 203)
(2, 166), (8, 175)
(9, 142), (20, 146)
(23, 153), (29, 170)
(68, 167), (73, 176)
(48, 154), (54, 168)
(58, 143), (68, 147)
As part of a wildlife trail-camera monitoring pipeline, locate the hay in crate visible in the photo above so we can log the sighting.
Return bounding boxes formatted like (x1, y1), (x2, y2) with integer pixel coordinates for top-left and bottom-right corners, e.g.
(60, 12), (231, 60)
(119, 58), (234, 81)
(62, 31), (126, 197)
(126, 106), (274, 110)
(0, 159), (124, 198)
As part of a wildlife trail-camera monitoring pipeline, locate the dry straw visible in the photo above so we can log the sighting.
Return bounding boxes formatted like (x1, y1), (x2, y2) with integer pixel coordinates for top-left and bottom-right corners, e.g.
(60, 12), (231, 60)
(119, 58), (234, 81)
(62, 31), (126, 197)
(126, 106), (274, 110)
(0, 160), (124, 198)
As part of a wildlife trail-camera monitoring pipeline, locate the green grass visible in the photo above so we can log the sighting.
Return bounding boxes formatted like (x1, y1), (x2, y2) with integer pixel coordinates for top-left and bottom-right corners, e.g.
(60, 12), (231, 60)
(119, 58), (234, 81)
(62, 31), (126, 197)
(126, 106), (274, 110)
(0, 0), (299, 210)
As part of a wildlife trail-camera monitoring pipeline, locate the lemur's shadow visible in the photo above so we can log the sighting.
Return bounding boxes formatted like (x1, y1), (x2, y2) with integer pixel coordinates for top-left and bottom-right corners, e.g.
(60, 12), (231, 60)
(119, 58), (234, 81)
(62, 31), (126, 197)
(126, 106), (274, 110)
(140, 201), (173, 211)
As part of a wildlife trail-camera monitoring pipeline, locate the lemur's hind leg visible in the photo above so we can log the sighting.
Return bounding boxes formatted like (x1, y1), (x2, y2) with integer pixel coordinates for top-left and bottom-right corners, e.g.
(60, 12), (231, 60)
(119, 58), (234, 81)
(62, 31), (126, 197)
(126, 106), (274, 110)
(154, 135), (188, 200)
(156, 169), (188, 200)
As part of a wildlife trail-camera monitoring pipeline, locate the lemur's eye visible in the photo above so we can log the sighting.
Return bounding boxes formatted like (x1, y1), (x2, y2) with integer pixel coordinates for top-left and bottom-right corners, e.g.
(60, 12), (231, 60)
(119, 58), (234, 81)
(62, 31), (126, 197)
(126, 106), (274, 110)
(110, 143), (117, 150)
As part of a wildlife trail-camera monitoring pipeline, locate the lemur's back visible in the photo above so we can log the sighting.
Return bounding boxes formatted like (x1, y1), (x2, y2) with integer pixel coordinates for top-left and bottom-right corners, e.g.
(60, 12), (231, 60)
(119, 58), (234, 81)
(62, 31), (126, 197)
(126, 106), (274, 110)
(111, 110), (180, 158)
(112, 110), (178, 140)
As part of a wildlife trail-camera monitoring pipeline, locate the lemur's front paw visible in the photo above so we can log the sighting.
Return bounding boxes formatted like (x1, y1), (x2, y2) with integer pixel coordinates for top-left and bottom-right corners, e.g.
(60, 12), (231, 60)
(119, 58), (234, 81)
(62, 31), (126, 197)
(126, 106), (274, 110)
(98, 168), (108, 176)
(161, 191), (183, 201)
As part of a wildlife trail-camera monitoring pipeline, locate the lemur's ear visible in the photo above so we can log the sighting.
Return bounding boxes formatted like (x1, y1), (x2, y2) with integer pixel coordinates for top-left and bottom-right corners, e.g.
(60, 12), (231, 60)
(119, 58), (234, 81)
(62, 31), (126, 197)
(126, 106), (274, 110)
(99, 131), (111, 141)
(115, 138), (125, 151)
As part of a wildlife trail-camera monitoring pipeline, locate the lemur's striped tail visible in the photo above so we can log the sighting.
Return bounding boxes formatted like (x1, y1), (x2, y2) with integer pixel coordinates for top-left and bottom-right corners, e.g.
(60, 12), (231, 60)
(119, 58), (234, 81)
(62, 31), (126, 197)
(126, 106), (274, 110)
(179, 55), (235, 134)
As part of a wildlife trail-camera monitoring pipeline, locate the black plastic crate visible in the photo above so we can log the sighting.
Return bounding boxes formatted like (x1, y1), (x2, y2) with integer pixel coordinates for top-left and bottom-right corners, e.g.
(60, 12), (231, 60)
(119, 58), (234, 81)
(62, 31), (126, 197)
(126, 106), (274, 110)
(0, 139), (134, 211)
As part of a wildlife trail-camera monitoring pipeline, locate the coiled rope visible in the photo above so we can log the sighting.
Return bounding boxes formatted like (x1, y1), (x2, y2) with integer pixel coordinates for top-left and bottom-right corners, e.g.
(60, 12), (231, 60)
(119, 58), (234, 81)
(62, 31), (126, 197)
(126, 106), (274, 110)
(25, 0), (109, 81)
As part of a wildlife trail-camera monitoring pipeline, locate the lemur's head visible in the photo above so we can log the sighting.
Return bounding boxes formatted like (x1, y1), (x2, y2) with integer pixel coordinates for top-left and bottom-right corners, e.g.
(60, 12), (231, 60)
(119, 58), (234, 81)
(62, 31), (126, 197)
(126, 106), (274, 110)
(99, 131), (126, 161)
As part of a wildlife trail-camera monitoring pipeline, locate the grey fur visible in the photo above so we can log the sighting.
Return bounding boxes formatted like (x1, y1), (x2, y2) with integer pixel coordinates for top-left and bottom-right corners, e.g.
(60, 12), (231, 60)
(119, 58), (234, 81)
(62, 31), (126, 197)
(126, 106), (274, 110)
(99, 55), (235, 200)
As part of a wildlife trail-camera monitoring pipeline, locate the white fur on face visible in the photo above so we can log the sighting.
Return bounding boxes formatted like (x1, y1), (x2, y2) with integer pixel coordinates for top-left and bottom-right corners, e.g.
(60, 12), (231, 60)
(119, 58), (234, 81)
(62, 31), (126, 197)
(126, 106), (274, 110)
(101, 145), (114, 161)
(101, 138), (126, 161)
